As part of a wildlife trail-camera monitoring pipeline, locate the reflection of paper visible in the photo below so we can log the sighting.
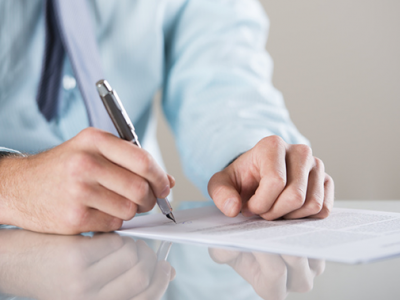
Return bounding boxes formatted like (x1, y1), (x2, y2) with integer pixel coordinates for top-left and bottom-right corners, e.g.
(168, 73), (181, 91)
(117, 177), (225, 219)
(118, 206), (400, 263)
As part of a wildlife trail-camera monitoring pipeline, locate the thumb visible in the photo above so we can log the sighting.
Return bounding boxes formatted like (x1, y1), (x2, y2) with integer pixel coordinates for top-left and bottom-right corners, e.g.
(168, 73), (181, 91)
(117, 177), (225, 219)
(208, 171), (242, 217)
(167, 174), (176, 189)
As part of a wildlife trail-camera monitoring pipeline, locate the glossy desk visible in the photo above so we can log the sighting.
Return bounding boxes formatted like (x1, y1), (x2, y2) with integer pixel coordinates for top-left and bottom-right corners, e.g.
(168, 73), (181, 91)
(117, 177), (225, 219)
(0, 200), (399, 300)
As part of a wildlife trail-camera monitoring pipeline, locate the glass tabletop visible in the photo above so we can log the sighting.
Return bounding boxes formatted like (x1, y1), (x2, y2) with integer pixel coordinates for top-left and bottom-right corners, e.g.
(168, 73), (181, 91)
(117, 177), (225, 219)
(0, 200), (399, 300)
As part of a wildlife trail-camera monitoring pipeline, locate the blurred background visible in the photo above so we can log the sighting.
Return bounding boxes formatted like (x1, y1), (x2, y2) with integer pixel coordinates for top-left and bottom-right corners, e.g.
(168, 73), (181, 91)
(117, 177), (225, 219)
(156, 0), (400, 204)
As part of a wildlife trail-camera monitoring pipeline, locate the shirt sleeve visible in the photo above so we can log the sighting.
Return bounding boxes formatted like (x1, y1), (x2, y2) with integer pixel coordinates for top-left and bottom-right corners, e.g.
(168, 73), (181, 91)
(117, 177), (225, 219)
(162, 0), (309, 197)
(0, 147), (23, 156)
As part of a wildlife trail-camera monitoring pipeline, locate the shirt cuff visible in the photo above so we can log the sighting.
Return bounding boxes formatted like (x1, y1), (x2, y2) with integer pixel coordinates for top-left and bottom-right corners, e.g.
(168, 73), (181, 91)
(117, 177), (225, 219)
(0, 147), (24, 157)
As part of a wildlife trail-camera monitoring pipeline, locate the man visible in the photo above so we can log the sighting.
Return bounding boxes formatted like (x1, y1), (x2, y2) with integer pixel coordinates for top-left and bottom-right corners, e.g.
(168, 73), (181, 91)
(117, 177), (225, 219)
(0, 0), (333, 234)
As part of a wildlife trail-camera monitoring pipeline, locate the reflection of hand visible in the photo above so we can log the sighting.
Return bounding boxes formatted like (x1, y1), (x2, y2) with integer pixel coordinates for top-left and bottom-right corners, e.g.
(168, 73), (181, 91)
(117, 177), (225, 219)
(208, 136), (334, 220)
(209, 248), (324, 300)
(0, 127), (175, 234)
(0, 230), (175, 300)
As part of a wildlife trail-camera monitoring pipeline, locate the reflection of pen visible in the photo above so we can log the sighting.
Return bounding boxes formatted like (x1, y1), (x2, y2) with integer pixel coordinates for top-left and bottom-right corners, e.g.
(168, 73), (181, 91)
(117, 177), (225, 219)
(96, 79), (176, 224)
(157, 241), (173, 261)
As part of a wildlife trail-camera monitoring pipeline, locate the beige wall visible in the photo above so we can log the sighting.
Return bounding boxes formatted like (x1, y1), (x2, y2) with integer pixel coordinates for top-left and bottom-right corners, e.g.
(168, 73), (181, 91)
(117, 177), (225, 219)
(156, 0), (400, 203)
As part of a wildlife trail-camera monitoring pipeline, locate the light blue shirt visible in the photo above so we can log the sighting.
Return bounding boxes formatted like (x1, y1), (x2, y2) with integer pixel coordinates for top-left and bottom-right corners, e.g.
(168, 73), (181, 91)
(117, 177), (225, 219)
(0, 0), (308, 197)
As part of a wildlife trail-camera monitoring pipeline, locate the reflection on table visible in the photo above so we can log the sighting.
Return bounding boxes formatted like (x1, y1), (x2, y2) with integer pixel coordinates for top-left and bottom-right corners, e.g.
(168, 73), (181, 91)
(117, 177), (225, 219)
(0, 229), (324, 300)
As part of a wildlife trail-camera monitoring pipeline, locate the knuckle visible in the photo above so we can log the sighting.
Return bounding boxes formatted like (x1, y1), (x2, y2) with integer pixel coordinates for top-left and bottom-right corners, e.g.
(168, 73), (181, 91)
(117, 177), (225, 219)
(315, 205), (331, 219)
(109, 218), (123, 231)
(138, 198), (157, 214)
(269, 172), (287, 191)
(77, 127), (97, 143)
(134, 266), (151, 290)
(84, 127), (102, 138)
(293, 144), (313, 160)
(76, 127), (109, 150)
(137, 150), (154, 174)
(66, 208), (90, 231)
(123, 249), (140, 269)
(263, 135), (285, 148)
(136, 178), (150, 199)
(82, 127), (97, 135)
(260, 213), (277, 221)
(307, 197), (323, 214)
(249, 199), (267, 215)
(66, 152), (98, 176)
(70, 182), (91, 200)
(288, 188), (306, 208)
(123, 201), (137, 220)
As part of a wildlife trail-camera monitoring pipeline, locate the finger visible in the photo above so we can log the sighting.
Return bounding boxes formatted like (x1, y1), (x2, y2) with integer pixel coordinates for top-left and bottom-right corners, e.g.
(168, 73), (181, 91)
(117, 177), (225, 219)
(208, 248), (241, 264)
(246, 137), (287, 215)
(308, 259), (326, 276)
(283, 158), (325, 219)
(85, 184), (139, 221)
(133, 261), (173, 300)
(87, 237), (140, 290)
(280, 255), (315, 293)
(97, 240), (157, 299)
(170, 267), (176, 281)
(66, 208), (123, 234)
(227, 252), (261, 284)
(221, 251), (287, 300)
(128, 240), (158, 297)
(212, 250), (288, 300)
(261, 144), (313, 220)
(75, 233), (125, 264)
(89, 129), (170, 198)
(310, 174), (334, 219)
(208, 170), (242, 217)
(251, 252), (288, 300)
(93, 157), (157, 214)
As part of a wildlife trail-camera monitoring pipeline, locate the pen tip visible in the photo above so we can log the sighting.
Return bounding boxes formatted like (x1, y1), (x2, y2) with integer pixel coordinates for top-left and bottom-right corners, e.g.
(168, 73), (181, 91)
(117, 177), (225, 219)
(167, 213), (177, 224)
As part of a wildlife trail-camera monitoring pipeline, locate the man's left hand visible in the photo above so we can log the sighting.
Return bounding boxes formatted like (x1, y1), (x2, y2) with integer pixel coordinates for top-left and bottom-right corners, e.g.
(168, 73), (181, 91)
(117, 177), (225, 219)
(208, 135), (334, 220)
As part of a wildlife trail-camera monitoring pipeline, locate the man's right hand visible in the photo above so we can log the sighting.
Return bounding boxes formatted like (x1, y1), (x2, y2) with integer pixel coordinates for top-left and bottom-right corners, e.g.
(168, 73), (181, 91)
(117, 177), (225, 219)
(0, 128), (174, 234)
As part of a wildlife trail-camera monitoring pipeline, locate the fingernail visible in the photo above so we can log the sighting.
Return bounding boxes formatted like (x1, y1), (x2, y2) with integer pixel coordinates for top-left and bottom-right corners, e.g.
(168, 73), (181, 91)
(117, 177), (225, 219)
(170, 267), (176, 280)
(160, 185), (170, 198)
(160, 261), (171, 276)
(242, 209), (255, 218)
(224, 198), (237, 216)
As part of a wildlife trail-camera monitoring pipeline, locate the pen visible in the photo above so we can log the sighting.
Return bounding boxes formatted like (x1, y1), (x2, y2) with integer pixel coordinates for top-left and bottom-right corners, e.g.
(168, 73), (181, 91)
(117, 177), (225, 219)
(96, 79), (176, 224)
(157, 241), (173, 261)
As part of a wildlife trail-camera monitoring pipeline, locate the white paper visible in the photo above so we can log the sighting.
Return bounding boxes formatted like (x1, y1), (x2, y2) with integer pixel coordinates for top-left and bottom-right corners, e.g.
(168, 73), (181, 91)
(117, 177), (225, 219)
(118, 206), (400, 264)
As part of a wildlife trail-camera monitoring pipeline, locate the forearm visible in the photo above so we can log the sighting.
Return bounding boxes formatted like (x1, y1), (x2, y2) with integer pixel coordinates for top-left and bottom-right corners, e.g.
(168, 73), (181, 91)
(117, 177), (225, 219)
(0, 230), (38, 298)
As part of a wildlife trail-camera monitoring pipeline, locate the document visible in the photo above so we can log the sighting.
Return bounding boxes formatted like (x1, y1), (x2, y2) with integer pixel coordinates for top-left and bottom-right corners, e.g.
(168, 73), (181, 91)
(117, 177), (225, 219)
(118, 206), (400, 264)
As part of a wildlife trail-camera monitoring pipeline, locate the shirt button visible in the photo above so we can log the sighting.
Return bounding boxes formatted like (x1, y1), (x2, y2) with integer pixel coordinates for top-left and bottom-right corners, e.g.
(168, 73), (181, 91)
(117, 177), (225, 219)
(63, 75), (76, 90)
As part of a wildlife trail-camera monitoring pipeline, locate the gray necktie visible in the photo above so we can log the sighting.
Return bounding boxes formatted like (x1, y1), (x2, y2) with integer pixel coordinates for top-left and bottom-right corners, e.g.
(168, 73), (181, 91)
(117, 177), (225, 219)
(37, 0), (116, 135)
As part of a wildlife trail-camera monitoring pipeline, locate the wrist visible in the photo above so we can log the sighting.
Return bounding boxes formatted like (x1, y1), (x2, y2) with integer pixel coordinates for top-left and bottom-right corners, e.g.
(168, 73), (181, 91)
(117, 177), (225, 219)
(0, 155), (26, 226)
